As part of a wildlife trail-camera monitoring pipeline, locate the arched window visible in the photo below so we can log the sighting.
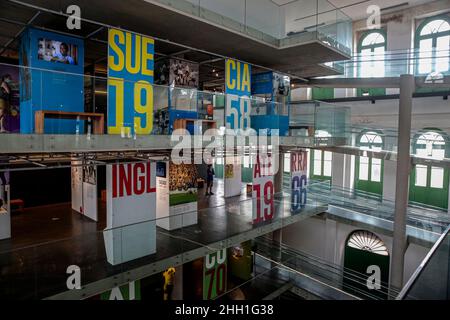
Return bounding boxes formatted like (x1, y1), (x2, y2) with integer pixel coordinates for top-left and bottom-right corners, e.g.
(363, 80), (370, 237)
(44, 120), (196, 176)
(347, 230), (389, 256)
(343, 230), (389, 299)
(356, 131), (383, 195)
(415, 16), (450, 75)
(357, 30), (387, 96)
(311, 130), (332, 180)
(410, 130), (449, 209)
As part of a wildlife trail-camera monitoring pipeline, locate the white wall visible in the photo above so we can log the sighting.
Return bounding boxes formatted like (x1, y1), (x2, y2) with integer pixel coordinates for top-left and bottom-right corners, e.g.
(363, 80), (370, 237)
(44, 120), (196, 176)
(341, 96), (450, 133)
(353, 0), (450, 52)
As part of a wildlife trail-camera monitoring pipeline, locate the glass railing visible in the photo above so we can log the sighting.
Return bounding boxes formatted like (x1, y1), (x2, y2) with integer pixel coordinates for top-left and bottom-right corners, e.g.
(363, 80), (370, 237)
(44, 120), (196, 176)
(217, 235), (397, 300)
(0, 62), (352, 149)
(152, 0), (352, 55)
(343, 126), (450, 163)
(398, 225), (450, 300)
(0, 182), (326, 299)
(318, 48), (450, 79)
(251, 236), (398, 300)
(304, 180), (450, 237)
(289, 101), (351, 142)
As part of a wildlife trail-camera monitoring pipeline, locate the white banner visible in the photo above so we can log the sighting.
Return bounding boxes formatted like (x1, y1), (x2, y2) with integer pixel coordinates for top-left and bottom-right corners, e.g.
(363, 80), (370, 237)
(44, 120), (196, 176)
(252, 153), (274, 224)
(104, 162), (157, 265)
(290, 150), (308, 213)
(72, 160), (98, 221)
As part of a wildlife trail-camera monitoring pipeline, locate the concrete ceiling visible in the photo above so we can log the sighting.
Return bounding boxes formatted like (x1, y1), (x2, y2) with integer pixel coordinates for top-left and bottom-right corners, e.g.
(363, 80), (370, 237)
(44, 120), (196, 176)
(0, 0), (350, 79)
(327, 0), (435, 20)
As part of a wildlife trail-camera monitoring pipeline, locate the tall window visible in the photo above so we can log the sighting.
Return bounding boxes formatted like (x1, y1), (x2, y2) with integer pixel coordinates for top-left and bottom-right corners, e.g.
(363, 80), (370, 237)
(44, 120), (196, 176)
(358, 131), (383, 183)
(355, 131), (384, 196)
(357, 30), (387, 96)
(416, 16), (450, 75)
(414, 131), (445, 188)
(410, 130), (449, 209)
(358, 31), (386, 78)
(311, 130), (332, 180)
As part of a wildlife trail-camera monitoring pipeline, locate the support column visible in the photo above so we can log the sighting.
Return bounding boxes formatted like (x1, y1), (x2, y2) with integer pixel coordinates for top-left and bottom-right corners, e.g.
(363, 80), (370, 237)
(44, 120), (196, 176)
(331, 153), (345, 190)
(332, 153), (353, 193)
(383, 160), (397, 202)
(272, 151), (284, 266)
(172, 265), (183, 300)
(390, 75), (414, 294)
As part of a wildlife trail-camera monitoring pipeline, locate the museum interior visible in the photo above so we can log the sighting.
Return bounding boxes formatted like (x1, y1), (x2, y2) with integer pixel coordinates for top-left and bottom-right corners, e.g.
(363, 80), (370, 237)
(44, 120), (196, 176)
(0, 0), (449, 300)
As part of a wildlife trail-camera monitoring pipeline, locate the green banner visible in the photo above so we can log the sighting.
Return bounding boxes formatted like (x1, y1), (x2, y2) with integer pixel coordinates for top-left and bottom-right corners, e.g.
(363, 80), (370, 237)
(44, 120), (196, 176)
(203, 249), (227, 300)
(100, 280), (141, 300)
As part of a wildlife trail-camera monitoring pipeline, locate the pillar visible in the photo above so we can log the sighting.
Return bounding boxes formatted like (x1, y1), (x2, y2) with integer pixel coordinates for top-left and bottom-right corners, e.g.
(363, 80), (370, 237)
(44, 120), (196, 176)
(382, 160), (397, 202)
(332, 152), (353, 192)
(331, 153), (345, 190)
(390, 75), (414, 294)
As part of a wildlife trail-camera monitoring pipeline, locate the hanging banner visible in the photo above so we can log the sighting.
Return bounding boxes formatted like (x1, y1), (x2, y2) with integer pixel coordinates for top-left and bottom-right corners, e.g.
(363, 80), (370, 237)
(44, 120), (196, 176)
(225, 59), (251, 130)
(252, 153), (274, 224)
(290, 150), (308, 213)
(203, 249), (227, 300)
(224, 59), (251, 198)
(104, 162), (157, 265)
(82, 162), (98, 222)
(100, 281), (141, 300)
(107, 28), (154, 136)
(71, 160), (98, 222)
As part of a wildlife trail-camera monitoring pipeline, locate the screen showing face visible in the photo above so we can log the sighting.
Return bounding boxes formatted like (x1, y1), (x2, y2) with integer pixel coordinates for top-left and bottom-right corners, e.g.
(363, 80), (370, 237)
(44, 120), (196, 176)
(37, 39), (78, 65)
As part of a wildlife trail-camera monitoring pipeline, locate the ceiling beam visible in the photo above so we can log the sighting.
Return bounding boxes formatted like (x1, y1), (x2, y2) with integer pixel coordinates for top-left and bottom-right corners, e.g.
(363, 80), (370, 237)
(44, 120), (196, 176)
(0, 10), (40, 56)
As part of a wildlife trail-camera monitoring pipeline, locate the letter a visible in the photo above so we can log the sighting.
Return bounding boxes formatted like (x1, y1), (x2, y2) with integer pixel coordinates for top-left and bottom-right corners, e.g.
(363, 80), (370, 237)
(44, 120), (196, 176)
(66, 265), (81, 290)
(66, 5), (81, 30)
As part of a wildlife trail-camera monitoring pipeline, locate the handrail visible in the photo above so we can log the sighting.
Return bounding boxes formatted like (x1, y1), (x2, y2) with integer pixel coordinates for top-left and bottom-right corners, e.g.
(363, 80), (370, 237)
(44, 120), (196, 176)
(254, 237), (399, 299)
(396, 224), (450, 300)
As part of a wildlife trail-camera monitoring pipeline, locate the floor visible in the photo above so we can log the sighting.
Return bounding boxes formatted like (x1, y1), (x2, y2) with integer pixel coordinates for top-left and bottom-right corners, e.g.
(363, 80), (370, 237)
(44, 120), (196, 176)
(0, 179), (312, 300)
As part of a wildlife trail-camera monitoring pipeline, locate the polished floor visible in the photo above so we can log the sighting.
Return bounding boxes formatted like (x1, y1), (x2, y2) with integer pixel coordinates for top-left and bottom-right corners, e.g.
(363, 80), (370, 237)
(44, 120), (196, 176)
(0, 179), (316, 299)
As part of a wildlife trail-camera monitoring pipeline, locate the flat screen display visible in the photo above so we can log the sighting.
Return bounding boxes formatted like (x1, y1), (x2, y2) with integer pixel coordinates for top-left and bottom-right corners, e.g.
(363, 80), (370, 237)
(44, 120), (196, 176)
(38, 38), (78, 65)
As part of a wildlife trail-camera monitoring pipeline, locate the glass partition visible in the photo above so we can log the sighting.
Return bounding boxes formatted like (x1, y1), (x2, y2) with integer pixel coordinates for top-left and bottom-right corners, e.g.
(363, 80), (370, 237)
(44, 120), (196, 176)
(289, 101), (351, 143)
(398, 226), (450, 299)
(305, 180), (449, 237)
(326, 47), (450, 79)
(0, 62), (352, 149)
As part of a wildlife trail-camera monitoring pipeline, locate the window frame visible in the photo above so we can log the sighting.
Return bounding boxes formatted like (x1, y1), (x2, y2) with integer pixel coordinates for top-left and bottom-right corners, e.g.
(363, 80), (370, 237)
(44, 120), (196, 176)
(356, 29), (387, 96)
(412, 129), (448, 190)
(414, 15), (450, 75)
